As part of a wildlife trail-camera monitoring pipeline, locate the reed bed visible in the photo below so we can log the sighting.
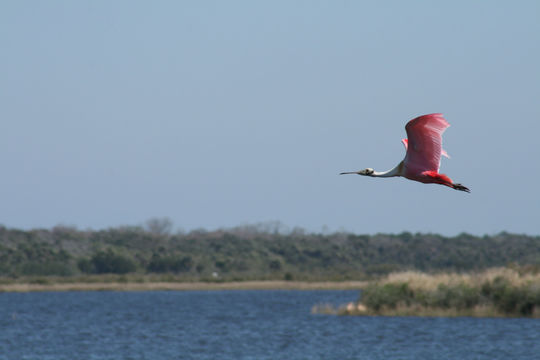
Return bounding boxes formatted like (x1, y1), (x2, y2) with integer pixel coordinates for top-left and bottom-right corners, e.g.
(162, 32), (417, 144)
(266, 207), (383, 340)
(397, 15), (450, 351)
(380, 268), (539, 290)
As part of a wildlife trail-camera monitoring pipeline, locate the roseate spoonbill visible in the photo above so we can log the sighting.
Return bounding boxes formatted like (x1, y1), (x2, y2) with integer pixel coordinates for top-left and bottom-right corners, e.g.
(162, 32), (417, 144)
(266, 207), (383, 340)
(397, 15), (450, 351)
(340, 113), (470, 192)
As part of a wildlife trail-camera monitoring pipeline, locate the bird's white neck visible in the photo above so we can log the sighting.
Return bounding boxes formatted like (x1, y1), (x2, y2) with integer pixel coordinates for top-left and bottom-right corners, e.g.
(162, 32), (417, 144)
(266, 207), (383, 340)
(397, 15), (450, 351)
(372, 161), (403, 177)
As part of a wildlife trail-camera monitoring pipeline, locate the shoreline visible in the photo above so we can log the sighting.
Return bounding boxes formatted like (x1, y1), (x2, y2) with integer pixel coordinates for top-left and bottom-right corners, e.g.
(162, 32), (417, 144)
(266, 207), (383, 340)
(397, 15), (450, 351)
(312, 302), (540, 318)
(0, 280), (368, 293)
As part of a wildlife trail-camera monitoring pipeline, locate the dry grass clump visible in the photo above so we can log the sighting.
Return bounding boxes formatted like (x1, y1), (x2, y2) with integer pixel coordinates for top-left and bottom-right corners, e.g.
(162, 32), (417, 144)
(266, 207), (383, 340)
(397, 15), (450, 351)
(382, 268), (539, 292)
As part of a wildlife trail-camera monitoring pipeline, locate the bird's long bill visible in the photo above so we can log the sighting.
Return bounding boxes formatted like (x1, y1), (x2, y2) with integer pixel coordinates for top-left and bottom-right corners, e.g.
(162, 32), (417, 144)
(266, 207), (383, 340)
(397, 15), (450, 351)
(339, 171), (359, 175)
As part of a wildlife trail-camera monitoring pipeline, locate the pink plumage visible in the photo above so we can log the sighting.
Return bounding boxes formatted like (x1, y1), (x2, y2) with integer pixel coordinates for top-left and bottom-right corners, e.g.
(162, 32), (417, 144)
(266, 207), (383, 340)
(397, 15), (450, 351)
(403, 113), (448, 180)
(340, 113), (470, 192)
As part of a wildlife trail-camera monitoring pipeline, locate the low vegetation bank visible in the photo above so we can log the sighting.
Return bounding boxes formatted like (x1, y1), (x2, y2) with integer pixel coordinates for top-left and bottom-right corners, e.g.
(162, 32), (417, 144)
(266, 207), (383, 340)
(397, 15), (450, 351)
(313, 268), (540, 317)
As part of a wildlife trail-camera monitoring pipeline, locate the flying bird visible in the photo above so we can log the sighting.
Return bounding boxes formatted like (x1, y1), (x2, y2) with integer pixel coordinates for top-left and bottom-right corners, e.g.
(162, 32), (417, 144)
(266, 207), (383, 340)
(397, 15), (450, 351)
(340, 113), (470, 192)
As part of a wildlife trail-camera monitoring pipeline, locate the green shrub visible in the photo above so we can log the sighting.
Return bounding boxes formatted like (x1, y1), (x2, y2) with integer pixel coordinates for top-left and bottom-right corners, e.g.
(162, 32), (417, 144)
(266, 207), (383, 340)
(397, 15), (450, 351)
(147, 254), (193, 273)
(90, 250), (137, 274)
(362, 282), (413, 311)
(77, 258), (94, 273)
(269, 260), (282, 271)
(481, 277), (540, 316)
(427, 283), (480, 309)
(19, 262), (74, 276)
(284, 272), (293, 281)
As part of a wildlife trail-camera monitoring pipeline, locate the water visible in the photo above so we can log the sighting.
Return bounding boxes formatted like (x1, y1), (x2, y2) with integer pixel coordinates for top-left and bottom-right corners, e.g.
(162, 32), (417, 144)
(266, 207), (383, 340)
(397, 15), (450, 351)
(1, 290), (539, 360)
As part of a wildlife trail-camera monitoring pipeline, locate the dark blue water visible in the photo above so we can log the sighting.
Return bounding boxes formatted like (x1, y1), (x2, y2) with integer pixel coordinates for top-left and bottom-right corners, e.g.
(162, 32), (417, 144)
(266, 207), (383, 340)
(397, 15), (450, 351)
(1, 290), (539, 360)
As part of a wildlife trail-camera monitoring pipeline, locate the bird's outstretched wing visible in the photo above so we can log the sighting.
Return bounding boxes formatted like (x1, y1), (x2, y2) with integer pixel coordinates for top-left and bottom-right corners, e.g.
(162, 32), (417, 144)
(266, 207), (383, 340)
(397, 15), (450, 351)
(403, 113), (450, 172)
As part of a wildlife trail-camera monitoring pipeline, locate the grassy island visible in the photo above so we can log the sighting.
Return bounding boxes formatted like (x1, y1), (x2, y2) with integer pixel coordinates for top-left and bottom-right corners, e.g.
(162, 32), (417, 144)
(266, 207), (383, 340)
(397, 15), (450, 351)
(313, 268), (540, 318)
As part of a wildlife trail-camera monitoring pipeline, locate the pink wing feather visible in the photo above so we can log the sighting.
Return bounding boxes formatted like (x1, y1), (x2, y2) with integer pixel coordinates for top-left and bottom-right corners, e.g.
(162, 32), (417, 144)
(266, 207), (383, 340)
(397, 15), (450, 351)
(403, 137), (449, 159)
(403, 113), (450, 173)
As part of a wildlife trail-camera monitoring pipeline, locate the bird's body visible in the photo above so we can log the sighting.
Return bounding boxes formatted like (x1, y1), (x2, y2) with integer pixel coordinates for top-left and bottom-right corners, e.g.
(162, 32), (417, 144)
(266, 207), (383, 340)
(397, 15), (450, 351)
(340, 113), (470, 192)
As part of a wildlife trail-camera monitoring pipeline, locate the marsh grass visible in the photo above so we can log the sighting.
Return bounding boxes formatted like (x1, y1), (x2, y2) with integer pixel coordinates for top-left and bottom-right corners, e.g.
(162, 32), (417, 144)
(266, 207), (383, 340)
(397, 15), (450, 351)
(381, 268), (539, 290)
(314, 268), (540, 318)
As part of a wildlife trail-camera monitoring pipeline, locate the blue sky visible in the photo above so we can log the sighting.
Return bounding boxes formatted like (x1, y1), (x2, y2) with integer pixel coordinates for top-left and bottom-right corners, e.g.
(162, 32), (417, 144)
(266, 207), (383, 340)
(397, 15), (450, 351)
(1, 1), (539, 235)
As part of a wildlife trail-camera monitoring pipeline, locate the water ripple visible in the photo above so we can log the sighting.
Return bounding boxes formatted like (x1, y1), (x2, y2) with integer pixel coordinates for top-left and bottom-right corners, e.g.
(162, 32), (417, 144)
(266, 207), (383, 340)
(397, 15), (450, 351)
(0, 290), (539, 360)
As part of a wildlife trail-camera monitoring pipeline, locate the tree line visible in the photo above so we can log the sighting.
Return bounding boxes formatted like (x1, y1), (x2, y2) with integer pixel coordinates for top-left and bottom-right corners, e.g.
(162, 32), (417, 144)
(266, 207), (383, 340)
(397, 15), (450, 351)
(0, 221), (539, 280)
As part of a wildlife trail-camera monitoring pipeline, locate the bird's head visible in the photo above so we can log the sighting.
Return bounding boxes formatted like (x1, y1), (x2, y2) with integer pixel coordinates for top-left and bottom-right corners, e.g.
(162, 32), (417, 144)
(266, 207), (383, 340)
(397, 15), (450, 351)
(358, 168), (375, 176)
(340, 168), (375, 176)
